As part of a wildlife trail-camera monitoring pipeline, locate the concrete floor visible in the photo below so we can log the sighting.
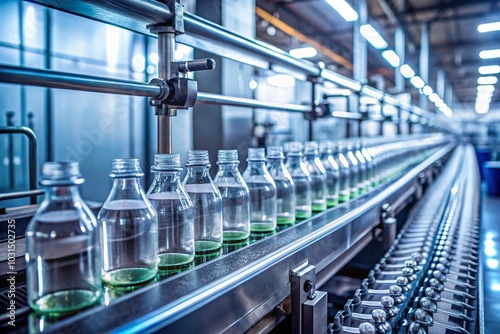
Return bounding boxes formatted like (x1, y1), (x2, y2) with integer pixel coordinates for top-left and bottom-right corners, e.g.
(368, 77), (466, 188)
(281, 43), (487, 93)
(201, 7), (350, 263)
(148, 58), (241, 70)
(481, 190), (500, 333)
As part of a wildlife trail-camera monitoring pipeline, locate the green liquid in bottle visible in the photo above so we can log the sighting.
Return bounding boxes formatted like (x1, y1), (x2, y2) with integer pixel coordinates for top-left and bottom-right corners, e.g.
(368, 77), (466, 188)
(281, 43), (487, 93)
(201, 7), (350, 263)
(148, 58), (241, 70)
(195, 240), (221, 264)
(158, 253), (194, 271)
(251, 221), (276, 233)
(223, 230), (250, 243)
(222, 239), (249, 254)
(277, 215), (295, 226)
(31, 289), (101, 317)
(103, 267), (157, 287)
(327, 197), (339, 208)
(312, 203), (326, 212)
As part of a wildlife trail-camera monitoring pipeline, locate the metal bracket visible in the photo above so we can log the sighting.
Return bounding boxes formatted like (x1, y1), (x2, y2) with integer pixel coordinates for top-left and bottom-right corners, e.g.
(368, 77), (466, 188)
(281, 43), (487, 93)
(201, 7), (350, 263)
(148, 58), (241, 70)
(291, 262), (328, 334)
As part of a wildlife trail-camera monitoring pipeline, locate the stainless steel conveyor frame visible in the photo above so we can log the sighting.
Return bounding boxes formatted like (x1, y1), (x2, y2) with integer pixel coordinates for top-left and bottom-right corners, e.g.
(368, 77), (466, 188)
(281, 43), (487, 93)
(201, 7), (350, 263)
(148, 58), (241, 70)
(0, 0), (453, 156)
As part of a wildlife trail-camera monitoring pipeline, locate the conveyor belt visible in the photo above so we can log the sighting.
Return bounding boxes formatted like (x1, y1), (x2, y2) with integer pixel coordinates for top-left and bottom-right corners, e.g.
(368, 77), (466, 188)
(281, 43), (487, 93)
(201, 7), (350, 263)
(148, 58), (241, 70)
(331, 145), (482, 334)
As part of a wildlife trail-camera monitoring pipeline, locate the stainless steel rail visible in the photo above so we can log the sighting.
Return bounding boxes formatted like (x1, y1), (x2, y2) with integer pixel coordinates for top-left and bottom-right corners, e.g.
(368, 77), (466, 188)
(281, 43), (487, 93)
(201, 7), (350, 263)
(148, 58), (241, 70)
(0, 126), (38, 204)
(24, 0), (450, 130)
(41, 142), (456, 334)
(0, 64), (163, 98)
(197, 92), (311, 112)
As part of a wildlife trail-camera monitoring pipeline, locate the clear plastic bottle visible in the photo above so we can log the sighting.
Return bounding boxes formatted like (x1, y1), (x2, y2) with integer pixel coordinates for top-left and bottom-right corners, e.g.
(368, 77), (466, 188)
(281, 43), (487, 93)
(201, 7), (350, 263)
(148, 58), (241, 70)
(361, 139), (374, 190)
(354, 140), (367, 195)
(98, 158), (158, 286)
(267, 146), (295, 226)
(335, 141), (351, 203)
(319, 141), (340, 208)
(214, 149), (250, 243)
(147, 154), (194, 275)
(303, 141), (327, 212)
(285, 142), (312, 220)
(183, 150), (223, 263)
(26, 162), (101, 316)
(243, 148), (277, 233)
(345, 141), (359, 199)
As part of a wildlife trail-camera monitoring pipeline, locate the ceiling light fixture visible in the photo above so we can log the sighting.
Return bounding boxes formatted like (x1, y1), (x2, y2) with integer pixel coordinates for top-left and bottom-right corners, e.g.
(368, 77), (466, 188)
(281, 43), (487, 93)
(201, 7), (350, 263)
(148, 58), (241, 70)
(289, 46), (318, 58)
(478, 76), (498, 85)
(477, 84), (496, 93)
(410, 76), (425, 89)
(360, 24), (388, 49)
(429, 93), (440, 103)
(325, 0), (358, 22)
(480, 49), (500, 59)
(479, 65), (500, 75)
(381, 50), (400, 67)
(400, 64), (415, 78)
(423, 85), (433, 95)
(478, 21), (500, 33)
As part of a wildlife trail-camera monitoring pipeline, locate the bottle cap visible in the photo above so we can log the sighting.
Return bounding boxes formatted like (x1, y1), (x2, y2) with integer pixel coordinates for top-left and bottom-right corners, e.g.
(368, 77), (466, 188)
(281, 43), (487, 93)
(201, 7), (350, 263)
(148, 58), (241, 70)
(110, 158), (144, 178)
(286, 141), (303, 156)
(247, 148), (266, 161)
(152, 154), (182, 171)
(304, 141), (319, 155)
(40, 161), (84, 186)
(217, 149), (239, 164)
(266, 146), (284, 159)
(186, 150), (210, 166)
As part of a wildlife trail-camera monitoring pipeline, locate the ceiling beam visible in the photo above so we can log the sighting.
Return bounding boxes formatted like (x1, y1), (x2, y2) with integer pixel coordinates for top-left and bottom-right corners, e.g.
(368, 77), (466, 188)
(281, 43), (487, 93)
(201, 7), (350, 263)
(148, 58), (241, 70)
(255, 6), (353, 70)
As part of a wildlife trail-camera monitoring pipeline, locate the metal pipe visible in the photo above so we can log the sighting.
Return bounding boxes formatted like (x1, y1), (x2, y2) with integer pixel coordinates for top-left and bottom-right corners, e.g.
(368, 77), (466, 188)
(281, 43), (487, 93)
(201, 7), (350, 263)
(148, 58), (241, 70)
(6, 112), (15, 189)
(0, 126), (37, 204)
(0, 64), (163, 98)
(156, 30), (175, 154)
(0, 189), (44, 201)
(196, 92), (311, 113)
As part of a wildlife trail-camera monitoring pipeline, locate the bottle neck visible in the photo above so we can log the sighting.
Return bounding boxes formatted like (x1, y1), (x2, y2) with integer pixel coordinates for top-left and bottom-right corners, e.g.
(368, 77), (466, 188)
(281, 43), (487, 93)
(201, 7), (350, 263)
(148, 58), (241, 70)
(44, 185), (81, 201)
(112, 177), (143, 192)
(267, 157), (284, 166)
(217, 163), (239, 171)
(152, 171), (181, 183)
(247, 160), (266, 167)
(286, 154), (303, 165)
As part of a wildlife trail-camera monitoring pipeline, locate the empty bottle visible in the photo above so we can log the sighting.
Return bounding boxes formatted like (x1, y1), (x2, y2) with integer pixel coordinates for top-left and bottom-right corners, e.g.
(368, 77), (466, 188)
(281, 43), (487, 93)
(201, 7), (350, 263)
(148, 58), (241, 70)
(285, 142), (312, 220)
(243, 148), (277, 233)
(26, 162), (101, 316)
(183, 150), (223, 263)
(354, 140), (367, 195)
(98, 158), (158, 286)
(345, 141), (359, 199)
(214, 149), (250, 243)
(319, 141), (340, 208)
(335, 141), (351, 203)
(267, 146), (295, 226)
(303, 141), (327, 212)
(147, 154), (194, 275)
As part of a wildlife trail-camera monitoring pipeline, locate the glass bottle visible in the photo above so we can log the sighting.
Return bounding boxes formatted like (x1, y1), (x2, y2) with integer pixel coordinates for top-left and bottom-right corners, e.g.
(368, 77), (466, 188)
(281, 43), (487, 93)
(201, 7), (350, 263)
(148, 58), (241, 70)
(267, 146), (295, 226)
(345, 141), (359, 199)
(285, 142), (312, 220)
(26, 162), (101, 316)
(147, 154), (194, 275)
(354, 140), (367, 195)
(319, 141), (340, 208)
(303, 141), (327, 212)
(214, 149), (250, 243)
(361, 139), (374, 190)
(98, 158), (158, 286)
(243, 148), (277, 233)
(183, 150), (223, 263)
(335, 141), (351, 203)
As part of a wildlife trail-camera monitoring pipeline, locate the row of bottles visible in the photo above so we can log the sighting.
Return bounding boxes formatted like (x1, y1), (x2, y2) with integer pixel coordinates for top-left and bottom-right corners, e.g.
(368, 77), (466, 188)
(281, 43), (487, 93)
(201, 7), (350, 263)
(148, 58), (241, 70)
(25, 134), (448, 316)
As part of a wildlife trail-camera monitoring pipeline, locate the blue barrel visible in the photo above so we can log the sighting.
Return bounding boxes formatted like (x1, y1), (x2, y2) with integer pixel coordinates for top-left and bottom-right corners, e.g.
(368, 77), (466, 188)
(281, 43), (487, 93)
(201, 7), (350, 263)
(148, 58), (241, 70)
(475, 147), (491, 179)
(484, 161), (500, 196)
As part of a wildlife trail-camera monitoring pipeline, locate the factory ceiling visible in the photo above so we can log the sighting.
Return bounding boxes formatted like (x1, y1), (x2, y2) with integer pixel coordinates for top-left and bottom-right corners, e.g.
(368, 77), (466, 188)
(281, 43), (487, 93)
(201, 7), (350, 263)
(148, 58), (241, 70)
(255, 0), (500, 113)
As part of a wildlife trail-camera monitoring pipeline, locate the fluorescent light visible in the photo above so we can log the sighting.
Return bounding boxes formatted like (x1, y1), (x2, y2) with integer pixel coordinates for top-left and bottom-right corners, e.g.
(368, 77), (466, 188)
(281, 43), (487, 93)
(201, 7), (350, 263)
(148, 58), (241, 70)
(478, 85), (495, 93)
(360, 24), (388, 49)
(410, 76), (425, 89)
(429, 93), (440, 103)
(382, 50), (400, 67)
(249, 80), (258, 90)
(479, 65), (500, 75)
(289, 47), (318, 59)
(478, 21), (500, 33)
(423, 85), (433, 95)
(321, 69), (362, 91)
(480, 49), (500, 59)
(325, 0), (358, 22)
(476, 101), (490, 114)
(400, 64), (415, 78)
(478, 76), (498, 85)
(477, 95), (492, 103)
(435, 100), (444, 108)
(267, 74), (295, 88)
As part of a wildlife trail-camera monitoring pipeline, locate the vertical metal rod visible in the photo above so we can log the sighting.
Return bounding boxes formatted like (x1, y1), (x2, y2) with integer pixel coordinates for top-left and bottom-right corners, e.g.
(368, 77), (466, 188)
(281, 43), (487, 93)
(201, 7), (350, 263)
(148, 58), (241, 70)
(157, 30), (175, 154)
(397, 107), (402, 135)
(18, 0), (27, 189)
(144, 36), (152, 186)
(6, 112), (15, 189)
(44, 8), (53, 160)
(419, 22), (429, 110)
(309, 81), (315, 141)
